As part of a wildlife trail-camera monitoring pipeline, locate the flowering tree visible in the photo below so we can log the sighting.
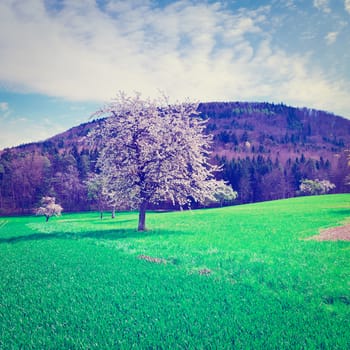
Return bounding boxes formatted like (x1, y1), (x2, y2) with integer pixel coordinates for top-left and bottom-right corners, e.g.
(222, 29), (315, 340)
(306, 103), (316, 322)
(213, 183), (238, 207)
(299, 179), (336, 196)
(86, 173), (126, 219)
(346, 150), (350, 186)
(35, 196), (63, 222)
(90, 93), (231, 231)
(86, 174), (109, 219)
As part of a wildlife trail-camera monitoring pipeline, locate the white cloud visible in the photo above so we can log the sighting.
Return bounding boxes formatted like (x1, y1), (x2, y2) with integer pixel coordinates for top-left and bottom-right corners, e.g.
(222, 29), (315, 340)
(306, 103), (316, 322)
(345, 0), (350, 14)
(313, 0), (331, 13)
(0, 1), (268, 101)
(284, 0), (297, 10)
(0, 101), (10, 122)
(0, 116), (65, 149)
(0, 0), (349, 118)
(325, 31), (339, 44)
(0, 102), (8, 111)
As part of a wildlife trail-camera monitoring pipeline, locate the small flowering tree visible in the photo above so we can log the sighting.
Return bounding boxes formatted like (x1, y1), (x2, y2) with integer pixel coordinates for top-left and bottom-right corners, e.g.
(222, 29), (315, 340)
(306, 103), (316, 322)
(213, 183), (238, 207)
(86, 173), (126, 219)
(86, 174), (108, 219)
(346, 150), (350, 186)
(35, 196), (63, 222)
(90, 93), (231, 231)
(299, 179), (336, 196)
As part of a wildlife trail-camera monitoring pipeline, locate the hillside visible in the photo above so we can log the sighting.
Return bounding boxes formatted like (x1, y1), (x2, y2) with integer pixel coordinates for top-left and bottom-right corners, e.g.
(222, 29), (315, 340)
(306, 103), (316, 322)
(0, 102), (349, 214)
(202, 102), (349, 160)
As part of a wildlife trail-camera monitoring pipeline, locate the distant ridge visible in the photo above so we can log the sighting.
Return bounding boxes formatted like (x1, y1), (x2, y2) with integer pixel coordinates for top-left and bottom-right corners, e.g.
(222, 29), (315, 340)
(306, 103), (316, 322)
(1, 102), (349, 214)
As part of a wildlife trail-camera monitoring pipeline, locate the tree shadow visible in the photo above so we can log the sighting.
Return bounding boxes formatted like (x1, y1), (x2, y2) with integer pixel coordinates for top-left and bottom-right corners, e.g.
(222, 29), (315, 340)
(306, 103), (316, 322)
(58, 217), (135, 224)
(329, 208), (350, 215)
(0, 226), (190, 245)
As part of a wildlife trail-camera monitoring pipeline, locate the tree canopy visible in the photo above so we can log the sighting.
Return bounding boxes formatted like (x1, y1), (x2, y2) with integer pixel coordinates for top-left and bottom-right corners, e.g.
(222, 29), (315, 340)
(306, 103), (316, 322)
(90, 93), (231, 230)
(299, 179), (335, 196)
(35, 196), (63, 222)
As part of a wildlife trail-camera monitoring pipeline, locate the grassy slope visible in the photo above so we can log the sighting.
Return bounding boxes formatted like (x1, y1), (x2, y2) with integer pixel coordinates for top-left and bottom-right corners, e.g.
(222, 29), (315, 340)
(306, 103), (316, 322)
(0, 194), (349, 349)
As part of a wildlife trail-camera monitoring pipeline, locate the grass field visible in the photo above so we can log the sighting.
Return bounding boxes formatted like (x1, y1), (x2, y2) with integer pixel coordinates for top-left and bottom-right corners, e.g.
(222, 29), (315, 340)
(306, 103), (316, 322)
(0, 194), (349, 349)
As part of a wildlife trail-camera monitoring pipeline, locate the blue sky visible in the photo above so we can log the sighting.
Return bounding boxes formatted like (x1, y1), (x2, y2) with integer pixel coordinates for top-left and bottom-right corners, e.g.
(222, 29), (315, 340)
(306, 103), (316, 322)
(1, 0), (350, 149)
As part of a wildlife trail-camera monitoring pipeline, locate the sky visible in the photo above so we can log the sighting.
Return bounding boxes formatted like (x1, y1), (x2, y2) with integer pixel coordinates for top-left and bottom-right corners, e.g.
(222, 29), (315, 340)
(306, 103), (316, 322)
(0, 0), (350, 149)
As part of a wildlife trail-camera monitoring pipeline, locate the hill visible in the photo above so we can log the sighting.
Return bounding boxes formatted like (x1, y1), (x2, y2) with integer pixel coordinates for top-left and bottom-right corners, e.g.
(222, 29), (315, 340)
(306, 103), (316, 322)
(202, 102), (349, 161)
(0, 195), (349, 348)
(0, 102), (349, 214)
(200, 102), (350, 202)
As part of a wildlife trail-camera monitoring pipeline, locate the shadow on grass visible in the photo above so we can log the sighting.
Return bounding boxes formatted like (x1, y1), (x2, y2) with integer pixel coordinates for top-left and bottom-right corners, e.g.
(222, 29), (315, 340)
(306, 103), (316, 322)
(0, 227), (189, 244)
(329, 208), (350, 216)
(55, 217), (136, 224)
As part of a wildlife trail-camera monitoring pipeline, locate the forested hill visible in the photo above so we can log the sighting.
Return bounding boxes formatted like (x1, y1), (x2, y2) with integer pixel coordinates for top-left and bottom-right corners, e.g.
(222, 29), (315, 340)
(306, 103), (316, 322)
(201, 102), (350, 160)
(1, 102), (349, 214)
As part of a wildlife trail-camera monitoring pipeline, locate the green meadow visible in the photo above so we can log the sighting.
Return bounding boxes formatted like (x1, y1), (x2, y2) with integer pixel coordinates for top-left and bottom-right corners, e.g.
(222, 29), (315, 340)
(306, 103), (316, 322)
(0, 194), (349, 349)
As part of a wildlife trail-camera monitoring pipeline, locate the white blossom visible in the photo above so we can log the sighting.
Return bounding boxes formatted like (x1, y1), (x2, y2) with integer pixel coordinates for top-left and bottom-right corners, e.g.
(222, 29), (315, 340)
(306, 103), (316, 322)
(90, 93), (232, 230)
(299, 178), (335, 195)
(35, 196), (63, 222)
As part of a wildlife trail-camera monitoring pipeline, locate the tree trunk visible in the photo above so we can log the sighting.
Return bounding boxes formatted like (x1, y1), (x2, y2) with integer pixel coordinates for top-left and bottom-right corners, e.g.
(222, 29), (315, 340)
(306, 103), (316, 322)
(45, 215), (49, 222)
(138, 201), (148, 231)
(111, 207), (116, 219)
